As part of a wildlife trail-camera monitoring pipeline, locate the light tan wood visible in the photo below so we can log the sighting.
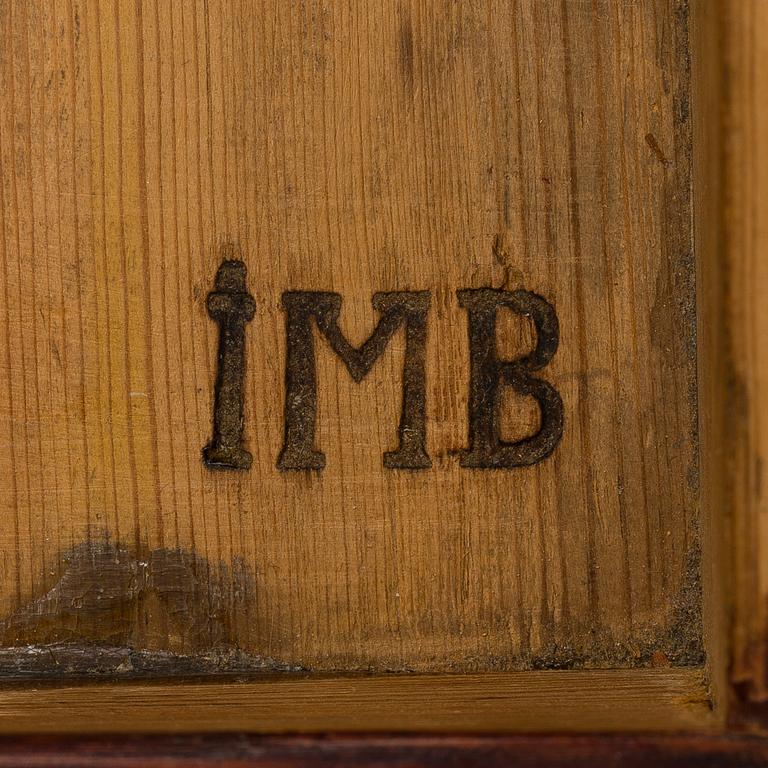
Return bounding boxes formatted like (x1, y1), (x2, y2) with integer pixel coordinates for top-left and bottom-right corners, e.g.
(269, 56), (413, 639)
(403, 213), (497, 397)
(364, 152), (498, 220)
(0, 669), (714, 734)
(0, 0), (701, 677)
(726, 0), (768, 704)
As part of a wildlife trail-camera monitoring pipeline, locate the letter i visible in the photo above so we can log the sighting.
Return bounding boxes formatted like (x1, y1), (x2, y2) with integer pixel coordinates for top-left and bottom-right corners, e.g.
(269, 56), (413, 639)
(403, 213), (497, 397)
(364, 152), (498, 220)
(203, 260), (256, 470)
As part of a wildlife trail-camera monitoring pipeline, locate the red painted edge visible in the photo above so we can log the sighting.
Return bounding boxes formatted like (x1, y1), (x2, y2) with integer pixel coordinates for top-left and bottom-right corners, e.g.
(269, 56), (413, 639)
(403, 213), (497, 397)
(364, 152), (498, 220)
(0, 734), (766, 768)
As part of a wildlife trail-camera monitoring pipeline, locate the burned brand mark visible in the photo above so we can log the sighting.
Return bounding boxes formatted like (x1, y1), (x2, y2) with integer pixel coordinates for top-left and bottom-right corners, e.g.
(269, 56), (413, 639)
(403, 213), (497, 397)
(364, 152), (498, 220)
(203, 261), (564, 472)
(203, 260), (256, 470)
(278, 290), (431, 471)
(458, 288), (563, 468)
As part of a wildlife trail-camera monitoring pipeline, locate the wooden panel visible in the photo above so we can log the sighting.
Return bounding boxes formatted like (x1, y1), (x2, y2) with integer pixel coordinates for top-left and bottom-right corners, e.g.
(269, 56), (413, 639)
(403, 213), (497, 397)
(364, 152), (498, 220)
(0, 669), (714, 733)
(726, 0), (768, 711)
(0, 0), (699, 675)
(691, 0), (727, 712)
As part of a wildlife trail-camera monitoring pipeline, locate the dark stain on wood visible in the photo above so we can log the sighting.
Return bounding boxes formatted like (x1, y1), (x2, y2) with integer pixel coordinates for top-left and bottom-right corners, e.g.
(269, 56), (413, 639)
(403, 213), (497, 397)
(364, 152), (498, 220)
(645, 132), (671, 167)
(0, 535), (703, 679)
(525, 540), (703, 671)
(398, 10), (414, 93)
(0, 643), (301, 681)
(0, 541), (300, 678)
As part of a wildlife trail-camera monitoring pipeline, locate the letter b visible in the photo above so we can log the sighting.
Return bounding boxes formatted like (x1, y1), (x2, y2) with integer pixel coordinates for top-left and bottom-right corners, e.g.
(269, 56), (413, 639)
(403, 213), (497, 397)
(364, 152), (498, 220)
(457, 288), (564, 469)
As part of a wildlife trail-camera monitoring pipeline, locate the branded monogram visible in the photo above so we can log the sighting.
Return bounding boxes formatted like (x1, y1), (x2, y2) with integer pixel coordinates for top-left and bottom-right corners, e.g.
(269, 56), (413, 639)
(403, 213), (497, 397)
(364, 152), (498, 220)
(203, 260), (564, 471)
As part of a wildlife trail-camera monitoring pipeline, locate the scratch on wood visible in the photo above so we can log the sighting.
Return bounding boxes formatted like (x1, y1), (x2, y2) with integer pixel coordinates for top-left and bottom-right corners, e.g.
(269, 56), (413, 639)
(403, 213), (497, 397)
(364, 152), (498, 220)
(645, 132), (671, 167)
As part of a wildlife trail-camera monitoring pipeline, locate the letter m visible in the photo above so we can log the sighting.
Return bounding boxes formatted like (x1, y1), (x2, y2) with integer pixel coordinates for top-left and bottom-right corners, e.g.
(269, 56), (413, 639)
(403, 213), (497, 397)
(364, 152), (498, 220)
(277, 291), (431, 471)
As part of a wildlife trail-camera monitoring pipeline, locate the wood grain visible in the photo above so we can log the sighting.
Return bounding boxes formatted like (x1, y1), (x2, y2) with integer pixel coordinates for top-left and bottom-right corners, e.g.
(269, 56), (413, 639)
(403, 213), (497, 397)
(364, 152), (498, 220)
(0, 0), (700, 674)
(0, 669), (713, 733)
(726, 0), (768, 710)
(690, 0), (727, 713)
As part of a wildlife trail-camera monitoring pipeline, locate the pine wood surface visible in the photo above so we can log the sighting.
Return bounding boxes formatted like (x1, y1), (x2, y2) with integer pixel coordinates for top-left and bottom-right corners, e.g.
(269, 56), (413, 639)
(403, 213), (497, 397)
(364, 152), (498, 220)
(0, 0), (700, 675)
(725, 0), (768, 711)
(0, 669), (714, 733)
